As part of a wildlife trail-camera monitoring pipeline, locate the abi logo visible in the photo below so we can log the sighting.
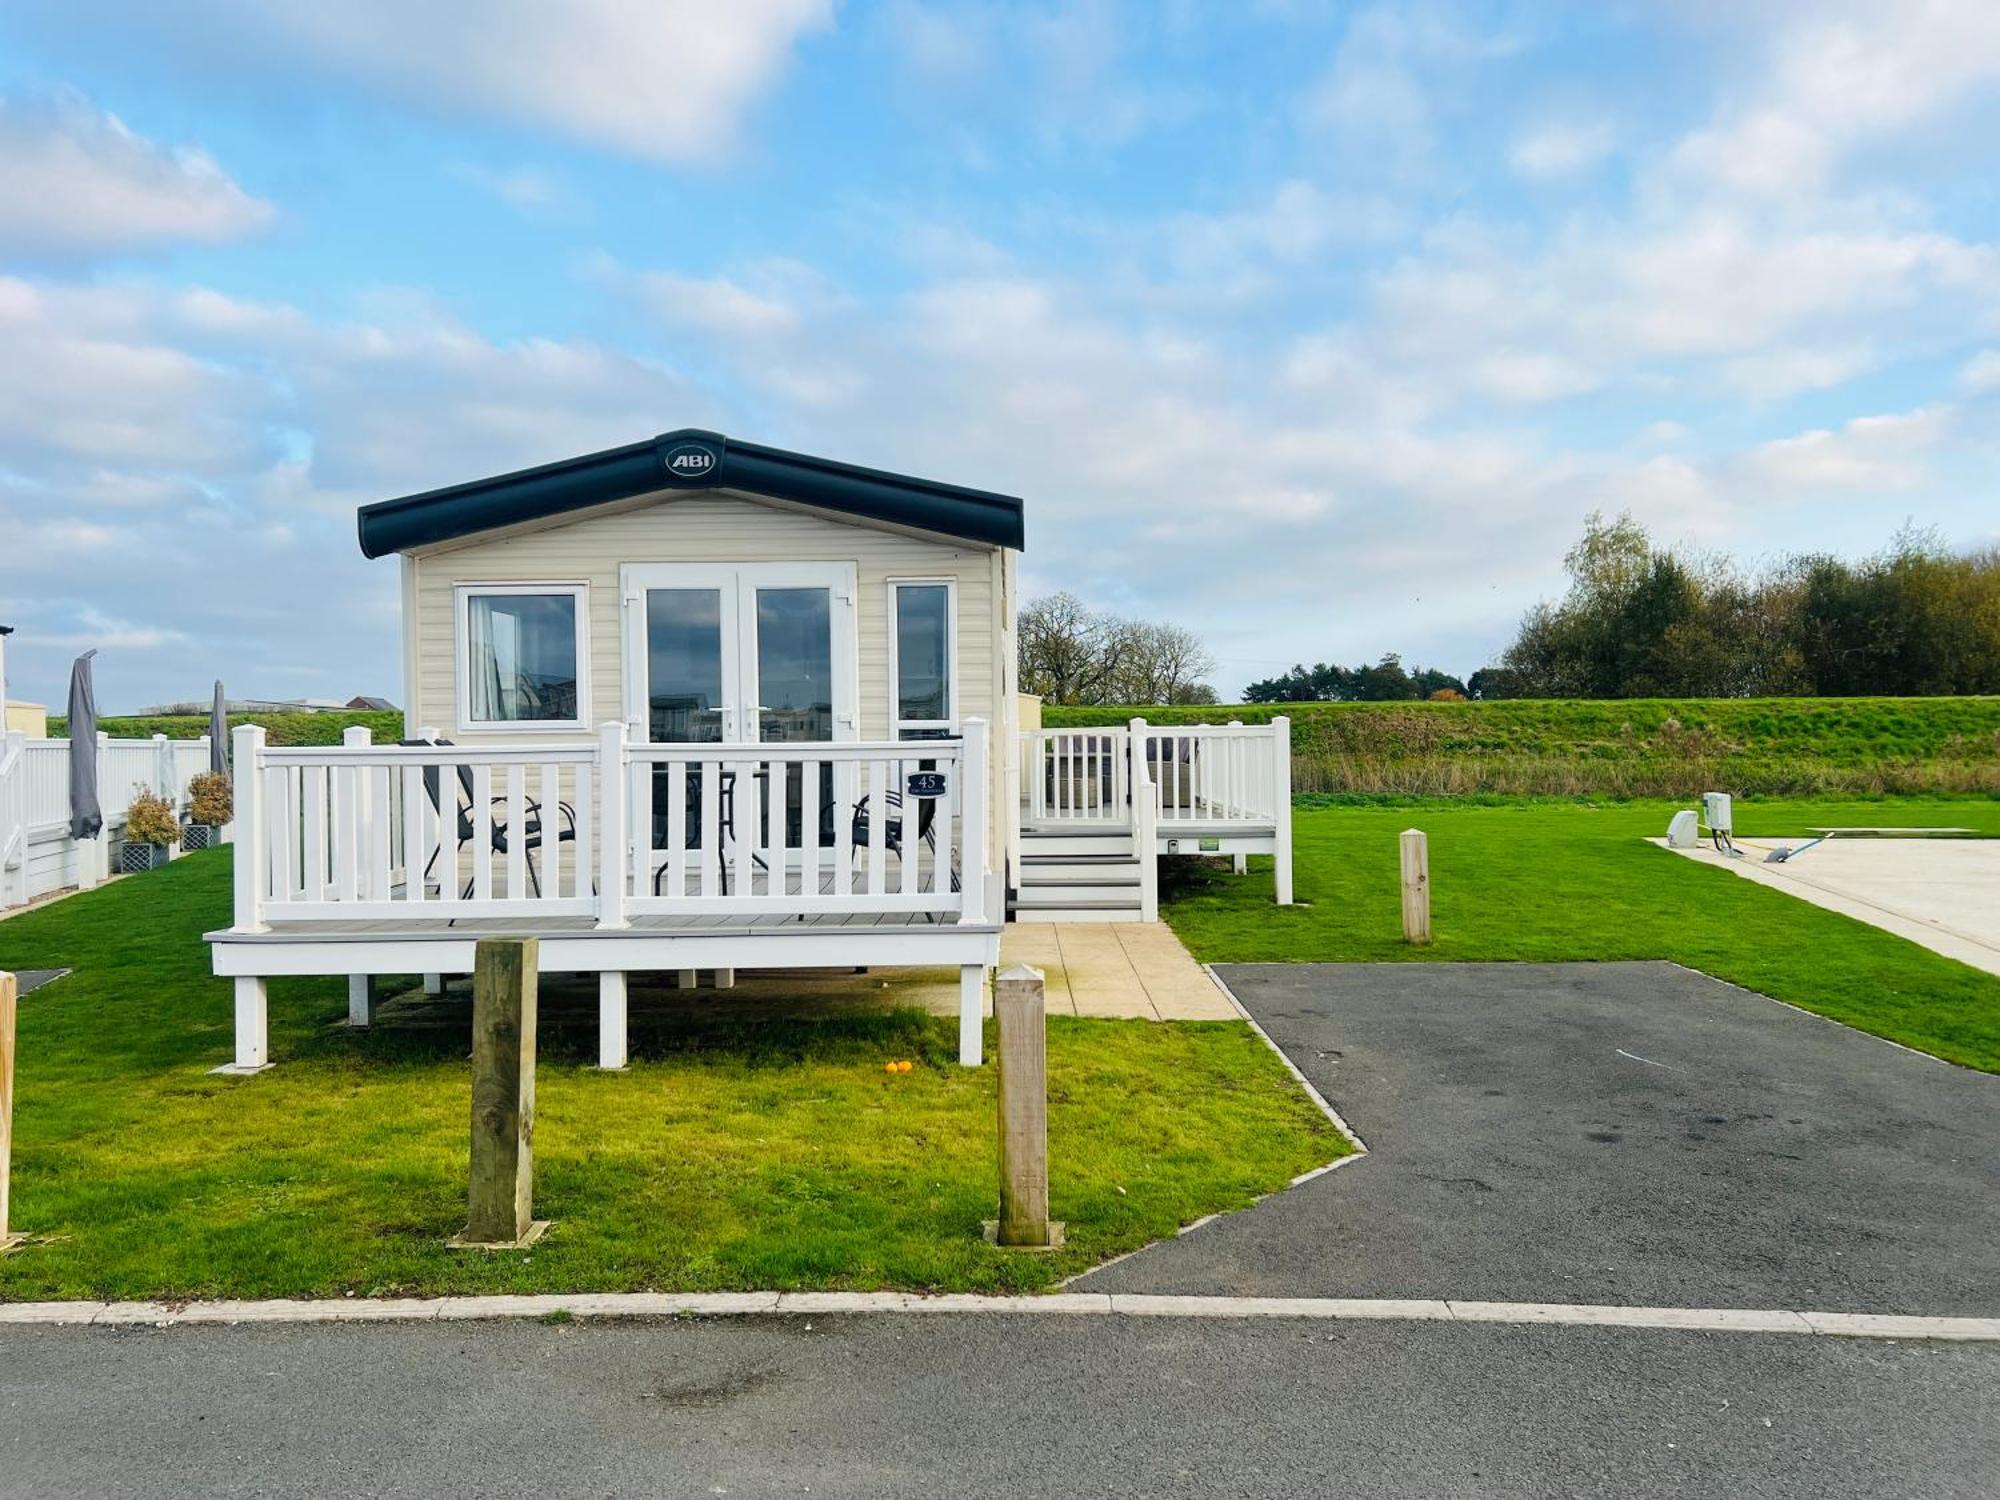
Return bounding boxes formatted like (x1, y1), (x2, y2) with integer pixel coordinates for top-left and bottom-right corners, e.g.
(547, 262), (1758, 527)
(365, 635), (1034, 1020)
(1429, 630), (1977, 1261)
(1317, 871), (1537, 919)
(662, 442), (718, 480)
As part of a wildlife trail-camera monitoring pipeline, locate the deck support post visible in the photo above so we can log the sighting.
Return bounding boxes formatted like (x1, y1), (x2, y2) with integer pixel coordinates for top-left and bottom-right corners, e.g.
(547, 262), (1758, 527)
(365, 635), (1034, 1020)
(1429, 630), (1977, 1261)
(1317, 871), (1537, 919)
(422, 973), (444, 995)
(347, 975), (376, 1027)
(213, 975), (271, 1074)
(457, 938), (544, 1249)
(672, 969), (698, 989)
(958, 963), (988, 1066)
(1272, 715), (1294, 905)
(598, 971), (628, 1070)
(1, 970), (19, 1251)
(991, 963), (1058, 1249)
(1234, 853), (1248, 875)
(712, 968), (735, 989)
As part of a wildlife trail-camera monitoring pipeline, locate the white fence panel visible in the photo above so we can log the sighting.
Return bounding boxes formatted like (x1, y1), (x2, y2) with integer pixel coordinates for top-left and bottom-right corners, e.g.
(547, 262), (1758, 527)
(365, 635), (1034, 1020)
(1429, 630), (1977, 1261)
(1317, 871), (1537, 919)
(0, 735), (212, 910)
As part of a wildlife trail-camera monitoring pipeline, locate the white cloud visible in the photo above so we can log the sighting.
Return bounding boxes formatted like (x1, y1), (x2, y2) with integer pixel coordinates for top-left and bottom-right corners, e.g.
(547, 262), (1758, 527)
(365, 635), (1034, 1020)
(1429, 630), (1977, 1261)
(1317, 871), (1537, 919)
(1299, 6), (1518, 170)
(874, 0), (1201, 148)
(48, 0), (832, 164)
(449, 163), (572, 219)
(1166, 180), (1404, 274)
(1507, 118), (1615, 179)
(1962, 349), (2000, 393)
(1723, 345), (1875, 400)
(1737, 406), (1952, 492)
(1467, 350), (1598, 403)
(1666, 0), (2000, 200)
(0, 96), (272, 256)
(618, 268), (804, 339)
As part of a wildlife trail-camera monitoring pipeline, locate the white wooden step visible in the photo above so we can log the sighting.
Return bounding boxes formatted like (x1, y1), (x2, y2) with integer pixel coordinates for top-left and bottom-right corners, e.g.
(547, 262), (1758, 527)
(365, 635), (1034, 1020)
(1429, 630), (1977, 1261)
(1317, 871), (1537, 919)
(1019, 833), (1137, 857)
(1009, 898), (1144, 923)
(1020, 859), (1143, 882)
(1016, 879), (1142, 903)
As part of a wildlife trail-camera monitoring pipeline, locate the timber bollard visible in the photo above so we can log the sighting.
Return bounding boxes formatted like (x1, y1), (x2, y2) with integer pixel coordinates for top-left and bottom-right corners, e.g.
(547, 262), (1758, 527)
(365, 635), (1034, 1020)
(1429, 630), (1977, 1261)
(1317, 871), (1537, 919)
(1400, 828), (1431, 945)
(988, 963), (1063, 1250)
(1, 971), (19, 1251)
(453, 938), (548, 1249)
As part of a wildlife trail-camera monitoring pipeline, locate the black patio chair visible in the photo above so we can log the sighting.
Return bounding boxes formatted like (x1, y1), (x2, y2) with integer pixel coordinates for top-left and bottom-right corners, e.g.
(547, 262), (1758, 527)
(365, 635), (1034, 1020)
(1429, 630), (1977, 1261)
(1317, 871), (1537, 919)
(848, 785), (958, 893)
(405, 738), (577, 897)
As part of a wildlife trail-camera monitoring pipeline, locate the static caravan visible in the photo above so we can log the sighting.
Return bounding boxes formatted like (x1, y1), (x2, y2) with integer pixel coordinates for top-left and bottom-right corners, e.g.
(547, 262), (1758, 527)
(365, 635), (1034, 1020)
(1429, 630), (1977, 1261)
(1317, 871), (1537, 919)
(207, 430), (1290, 1071)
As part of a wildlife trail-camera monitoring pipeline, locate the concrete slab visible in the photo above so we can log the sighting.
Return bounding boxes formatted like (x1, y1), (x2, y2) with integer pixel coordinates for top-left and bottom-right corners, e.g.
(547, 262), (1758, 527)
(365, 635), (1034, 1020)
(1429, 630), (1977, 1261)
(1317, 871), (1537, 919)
(998, 922), (1236, 1021)
(1659, 836), (2000, 978)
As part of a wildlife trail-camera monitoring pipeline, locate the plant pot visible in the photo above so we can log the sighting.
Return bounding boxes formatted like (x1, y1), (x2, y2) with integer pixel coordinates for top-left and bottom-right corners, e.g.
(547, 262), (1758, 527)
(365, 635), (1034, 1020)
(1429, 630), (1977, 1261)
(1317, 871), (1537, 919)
(182, 823), (223, 851)
(119, 840), (173, 874)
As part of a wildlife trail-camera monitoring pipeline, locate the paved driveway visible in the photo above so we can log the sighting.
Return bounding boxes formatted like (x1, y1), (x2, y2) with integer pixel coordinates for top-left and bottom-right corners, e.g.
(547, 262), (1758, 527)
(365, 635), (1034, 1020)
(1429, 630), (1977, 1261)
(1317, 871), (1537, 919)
(1080, 962), (2000, 1314)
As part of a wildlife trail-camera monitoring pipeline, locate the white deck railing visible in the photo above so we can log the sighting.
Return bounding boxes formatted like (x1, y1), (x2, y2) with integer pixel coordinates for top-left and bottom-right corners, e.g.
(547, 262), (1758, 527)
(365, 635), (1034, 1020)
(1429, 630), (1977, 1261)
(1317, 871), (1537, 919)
(1134, 720), (1291, 826)
(230, 720), (990, 932)
(1022, 727), (1128, 823)
(1021, 718), (1291, 829)
(1020, 716), (1292, 905)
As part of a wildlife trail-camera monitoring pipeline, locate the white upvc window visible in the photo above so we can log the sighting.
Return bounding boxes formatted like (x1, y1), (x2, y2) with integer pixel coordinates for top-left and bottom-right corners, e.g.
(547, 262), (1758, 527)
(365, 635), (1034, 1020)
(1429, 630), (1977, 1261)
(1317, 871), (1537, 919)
(453, 582), (590, 732)
(888, 577), (957, 740)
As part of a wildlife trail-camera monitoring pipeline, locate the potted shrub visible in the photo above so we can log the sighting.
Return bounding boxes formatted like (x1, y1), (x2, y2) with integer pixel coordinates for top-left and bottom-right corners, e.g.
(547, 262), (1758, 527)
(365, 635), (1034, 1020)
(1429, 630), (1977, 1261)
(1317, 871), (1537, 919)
(120, 790), (181, 873)
(183, 771), (233, 851)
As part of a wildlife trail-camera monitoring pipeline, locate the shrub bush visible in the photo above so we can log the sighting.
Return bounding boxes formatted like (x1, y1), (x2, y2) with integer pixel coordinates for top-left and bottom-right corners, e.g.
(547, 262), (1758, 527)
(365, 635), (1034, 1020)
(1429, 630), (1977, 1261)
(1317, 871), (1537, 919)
(187, 771), (233, 825)
(124, 790), (182, 847)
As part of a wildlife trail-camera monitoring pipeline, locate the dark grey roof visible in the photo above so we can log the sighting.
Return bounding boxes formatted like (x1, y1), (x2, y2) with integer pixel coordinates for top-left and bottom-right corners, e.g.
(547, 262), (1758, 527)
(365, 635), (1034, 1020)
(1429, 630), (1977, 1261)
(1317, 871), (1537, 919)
(357, 429), (1025, 558)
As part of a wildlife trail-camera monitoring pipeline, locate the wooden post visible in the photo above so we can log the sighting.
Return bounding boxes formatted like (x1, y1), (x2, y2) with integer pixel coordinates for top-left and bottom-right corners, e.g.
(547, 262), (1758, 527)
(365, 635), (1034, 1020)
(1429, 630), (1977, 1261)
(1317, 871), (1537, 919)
(458, 937), (545, 1248)
(1, 971), (20, 1250)
(992, 963), (1060, 1249)
(1400, 828), (1431, 945)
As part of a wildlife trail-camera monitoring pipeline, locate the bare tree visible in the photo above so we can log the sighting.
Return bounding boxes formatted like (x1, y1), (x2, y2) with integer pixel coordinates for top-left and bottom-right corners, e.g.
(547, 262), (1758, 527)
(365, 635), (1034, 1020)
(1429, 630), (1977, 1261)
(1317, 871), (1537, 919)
(1020, 593), (1217, 705)
(1107, 621), (1217, 704)
(1019, 591), (1118, 704)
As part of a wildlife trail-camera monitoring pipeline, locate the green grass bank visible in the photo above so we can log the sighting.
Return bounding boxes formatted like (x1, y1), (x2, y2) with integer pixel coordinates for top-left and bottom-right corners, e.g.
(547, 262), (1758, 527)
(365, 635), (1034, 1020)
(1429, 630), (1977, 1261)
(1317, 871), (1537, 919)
(1046, 696), (2000, 797)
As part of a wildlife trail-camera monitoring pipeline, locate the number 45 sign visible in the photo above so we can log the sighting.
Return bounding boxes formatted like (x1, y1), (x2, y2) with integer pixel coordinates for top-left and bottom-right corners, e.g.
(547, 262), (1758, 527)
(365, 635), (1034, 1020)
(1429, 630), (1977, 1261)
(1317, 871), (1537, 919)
(906, 770), (950, 800)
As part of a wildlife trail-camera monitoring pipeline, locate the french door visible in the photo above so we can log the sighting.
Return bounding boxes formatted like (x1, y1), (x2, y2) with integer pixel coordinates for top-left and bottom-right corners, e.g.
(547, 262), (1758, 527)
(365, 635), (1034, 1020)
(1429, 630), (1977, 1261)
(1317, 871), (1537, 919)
(622, 562), (858, 746)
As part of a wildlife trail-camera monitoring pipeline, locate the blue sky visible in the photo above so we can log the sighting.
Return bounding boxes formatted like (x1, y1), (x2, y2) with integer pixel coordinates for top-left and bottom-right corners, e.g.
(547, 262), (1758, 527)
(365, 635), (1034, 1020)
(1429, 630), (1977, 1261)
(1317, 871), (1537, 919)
(2, 1), (1998, 711)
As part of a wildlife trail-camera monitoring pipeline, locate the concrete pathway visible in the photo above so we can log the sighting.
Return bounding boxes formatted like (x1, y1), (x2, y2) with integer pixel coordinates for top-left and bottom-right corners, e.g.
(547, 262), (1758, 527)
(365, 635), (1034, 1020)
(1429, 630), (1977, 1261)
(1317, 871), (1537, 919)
(998, 921), (1237, 1019)
(1661, 836), (2000, 978)
(1080, 962), (2000, 1314)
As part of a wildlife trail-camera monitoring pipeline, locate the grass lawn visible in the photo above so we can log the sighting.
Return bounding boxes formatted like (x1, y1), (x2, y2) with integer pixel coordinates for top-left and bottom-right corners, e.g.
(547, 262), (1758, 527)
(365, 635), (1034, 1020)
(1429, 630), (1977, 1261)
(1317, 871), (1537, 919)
(1166, 795), (2000, 1073)
(0, 853), (1344, 1303)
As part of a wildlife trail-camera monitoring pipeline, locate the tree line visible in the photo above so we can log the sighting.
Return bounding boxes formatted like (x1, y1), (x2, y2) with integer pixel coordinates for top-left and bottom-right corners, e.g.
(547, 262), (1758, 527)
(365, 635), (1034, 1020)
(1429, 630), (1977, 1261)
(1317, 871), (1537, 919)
(1482, 514), (2000, 699)
(1242, 657), (1468, 702)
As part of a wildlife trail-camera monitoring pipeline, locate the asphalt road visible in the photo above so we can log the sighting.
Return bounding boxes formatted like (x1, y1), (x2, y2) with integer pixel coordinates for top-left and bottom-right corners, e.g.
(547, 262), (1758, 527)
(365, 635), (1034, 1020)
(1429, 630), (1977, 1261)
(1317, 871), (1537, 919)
(1082, 961), (2000, 1313)
(5, 1315), (1997, 1498)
